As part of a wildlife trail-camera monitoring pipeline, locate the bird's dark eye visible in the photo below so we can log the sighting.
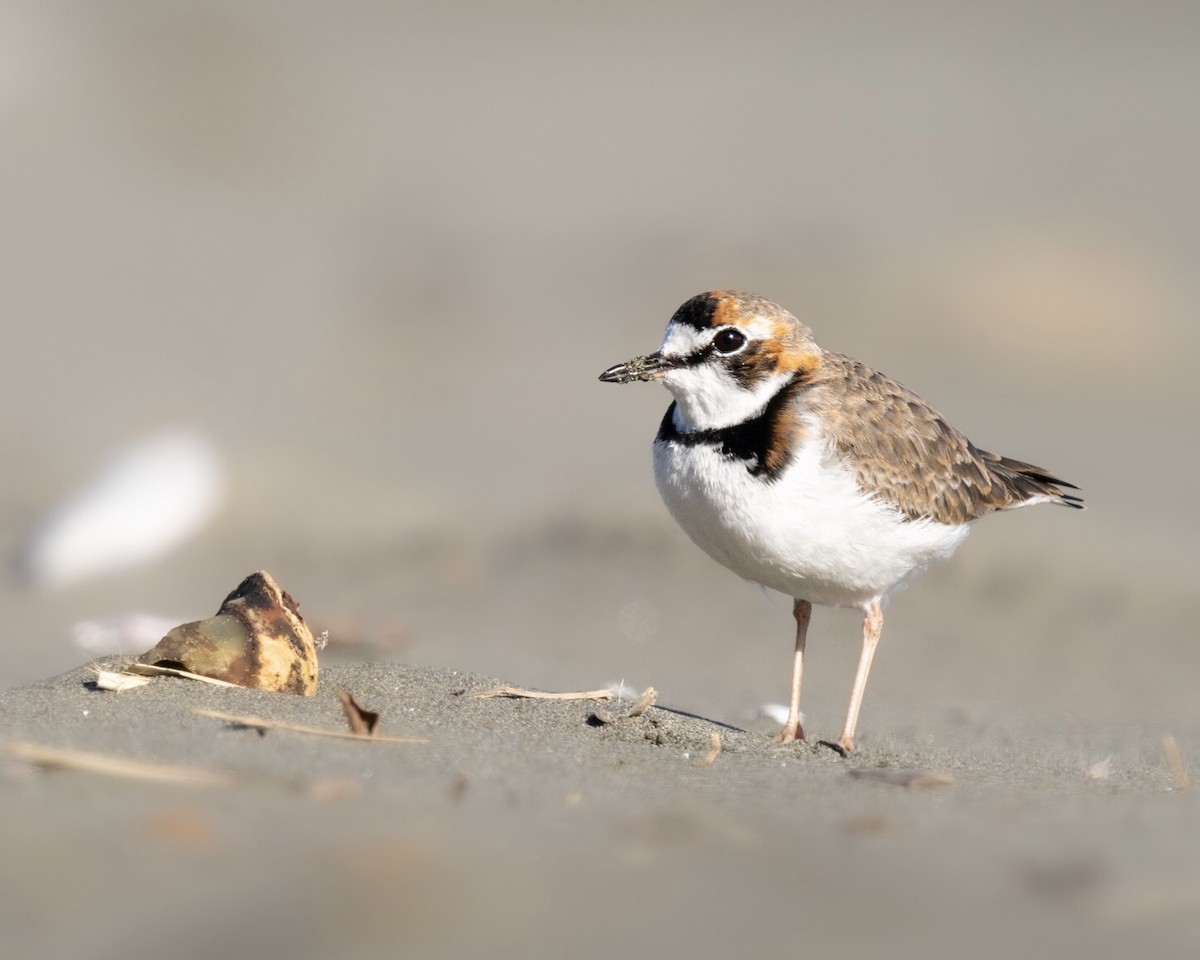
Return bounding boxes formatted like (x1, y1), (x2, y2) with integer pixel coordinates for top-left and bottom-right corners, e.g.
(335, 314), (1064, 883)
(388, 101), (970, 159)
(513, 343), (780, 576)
(713, 328), (747, 354)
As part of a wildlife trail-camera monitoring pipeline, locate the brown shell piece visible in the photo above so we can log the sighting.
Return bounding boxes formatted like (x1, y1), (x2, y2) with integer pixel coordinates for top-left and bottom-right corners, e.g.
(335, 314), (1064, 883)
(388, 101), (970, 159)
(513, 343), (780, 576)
(138, 571), (319, 695)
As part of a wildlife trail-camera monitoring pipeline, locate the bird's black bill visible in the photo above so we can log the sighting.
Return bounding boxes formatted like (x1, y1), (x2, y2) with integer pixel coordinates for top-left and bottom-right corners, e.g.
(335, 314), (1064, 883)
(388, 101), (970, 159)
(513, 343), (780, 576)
(598, 352), (672, 384)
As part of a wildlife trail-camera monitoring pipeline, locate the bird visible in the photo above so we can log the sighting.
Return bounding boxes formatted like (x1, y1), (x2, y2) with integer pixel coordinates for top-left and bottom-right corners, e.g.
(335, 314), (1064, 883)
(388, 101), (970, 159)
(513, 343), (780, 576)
(599, 291), (1083, 753)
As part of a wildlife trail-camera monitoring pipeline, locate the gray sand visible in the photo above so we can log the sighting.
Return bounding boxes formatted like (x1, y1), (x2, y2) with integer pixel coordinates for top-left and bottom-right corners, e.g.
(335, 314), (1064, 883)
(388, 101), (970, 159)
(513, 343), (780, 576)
(2, 656), (1196, 960)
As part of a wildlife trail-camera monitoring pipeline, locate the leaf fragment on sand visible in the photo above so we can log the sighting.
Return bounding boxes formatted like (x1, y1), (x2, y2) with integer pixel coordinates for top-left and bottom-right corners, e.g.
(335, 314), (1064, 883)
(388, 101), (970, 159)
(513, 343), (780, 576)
(93, 669), (152, 692)
(848, 767), (954, 789)
(590, 687), (659, 725)
(1162, 735), (1193, 792)
(192, 708), (427, 744)
(5, 741), (233, 787)
(468, 686), (614, 701)
(125, 662), (241, 687)
(701, 731), (722, 767)
(625, 686), (658, 717)
(336, 689), (380, 736)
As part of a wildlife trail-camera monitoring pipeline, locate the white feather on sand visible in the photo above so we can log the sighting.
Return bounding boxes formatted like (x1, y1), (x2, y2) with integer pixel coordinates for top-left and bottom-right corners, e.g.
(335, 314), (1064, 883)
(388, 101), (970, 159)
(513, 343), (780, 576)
(22, 430), (225, 587)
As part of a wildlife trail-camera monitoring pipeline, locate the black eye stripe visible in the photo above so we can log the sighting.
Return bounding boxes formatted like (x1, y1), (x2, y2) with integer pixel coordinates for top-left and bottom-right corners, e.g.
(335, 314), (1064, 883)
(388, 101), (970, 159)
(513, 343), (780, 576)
(676, 342), (714, 367)
(671, 330), (750, 368)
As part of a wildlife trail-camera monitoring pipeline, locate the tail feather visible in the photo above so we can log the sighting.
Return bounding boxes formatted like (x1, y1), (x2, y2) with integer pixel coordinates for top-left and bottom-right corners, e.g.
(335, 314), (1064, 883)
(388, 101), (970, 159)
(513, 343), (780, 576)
(978, 450), (1085, 510)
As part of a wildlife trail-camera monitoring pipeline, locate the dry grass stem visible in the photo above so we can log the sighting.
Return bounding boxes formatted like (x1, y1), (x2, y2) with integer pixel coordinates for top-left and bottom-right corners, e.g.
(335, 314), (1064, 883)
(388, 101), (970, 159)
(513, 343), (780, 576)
(125, 662), (241, 687)
(5, 741), (233, 787)
(192, 708), (427, 744)
(468, 686), (614, 701)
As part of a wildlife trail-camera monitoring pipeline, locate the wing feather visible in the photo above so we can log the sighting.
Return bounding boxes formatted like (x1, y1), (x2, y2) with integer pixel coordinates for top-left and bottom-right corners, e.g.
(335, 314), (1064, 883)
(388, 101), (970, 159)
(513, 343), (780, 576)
(814, 354), (1083, 524)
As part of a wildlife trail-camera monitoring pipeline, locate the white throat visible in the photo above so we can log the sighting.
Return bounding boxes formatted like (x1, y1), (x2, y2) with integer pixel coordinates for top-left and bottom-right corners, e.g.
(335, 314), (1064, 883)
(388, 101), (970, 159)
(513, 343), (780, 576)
(663, 366), (793, 432)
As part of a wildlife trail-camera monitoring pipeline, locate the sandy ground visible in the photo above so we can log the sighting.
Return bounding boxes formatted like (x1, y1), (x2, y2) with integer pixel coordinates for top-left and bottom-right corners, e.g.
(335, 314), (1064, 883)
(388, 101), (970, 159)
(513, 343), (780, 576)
(1, 656), (1196, 960)
(1, 3), (1197, 958)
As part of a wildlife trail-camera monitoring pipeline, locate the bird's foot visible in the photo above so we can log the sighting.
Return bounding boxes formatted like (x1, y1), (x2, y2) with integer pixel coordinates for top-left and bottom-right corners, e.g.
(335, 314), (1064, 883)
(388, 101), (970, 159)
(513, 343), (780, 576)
(816, 739), (852, 758)
(773, 724), (806, 745)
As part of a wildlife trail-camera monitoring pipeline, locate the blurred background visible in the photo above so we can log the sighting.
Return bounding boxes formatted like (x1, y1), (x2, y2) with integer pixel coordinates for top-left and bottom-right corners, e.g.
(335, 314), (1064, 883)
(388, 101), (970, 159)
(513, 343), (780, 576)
(1, 0), (1196, 728)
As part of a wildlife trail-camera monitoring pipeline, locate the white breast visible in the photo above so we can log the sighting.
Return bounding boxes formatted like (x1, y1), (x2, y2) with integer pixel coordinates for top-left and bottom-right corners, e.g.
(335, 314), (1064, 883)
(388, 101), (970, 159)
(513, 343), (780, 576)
(652, 430), (969, 609)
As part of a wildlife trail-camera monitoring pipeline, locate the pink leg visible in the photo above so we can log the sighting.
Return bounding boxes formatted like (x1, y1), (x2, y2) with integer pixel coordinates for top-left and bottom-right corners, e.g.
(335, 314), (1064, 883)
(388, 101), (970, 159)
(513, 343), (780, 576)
(775, 599), (811, 744)
(836, 599), (883, 753)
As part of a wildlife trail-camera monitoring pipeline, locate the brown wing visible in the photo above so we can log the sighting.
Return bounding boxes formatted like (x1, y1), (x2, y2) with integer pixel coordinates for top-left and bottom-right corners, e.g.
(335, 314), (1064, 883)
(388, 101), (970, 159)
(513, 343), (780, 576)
(814, 354), (1083, 525)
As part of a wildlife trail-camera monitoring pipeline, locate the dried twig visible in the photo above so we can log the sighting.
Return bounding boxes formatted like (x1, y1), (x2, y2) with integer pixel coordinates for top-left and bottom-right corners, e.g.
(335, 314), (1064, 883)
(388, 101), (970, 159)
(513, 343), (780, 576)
(468, 686), (614, 701)
(5, 741), (233, 787)
(124, 662), (241, 687)
(192, 708), (427, 744)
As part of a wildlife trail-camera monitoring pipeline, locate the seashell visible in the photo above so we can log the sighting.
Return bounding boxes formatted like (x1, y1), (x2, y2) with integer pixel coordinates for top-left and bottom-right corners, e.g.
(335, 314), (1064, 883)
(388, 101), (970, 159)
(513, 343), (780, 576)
(137, 571), (318, 695)
(22, 430), (225, 588)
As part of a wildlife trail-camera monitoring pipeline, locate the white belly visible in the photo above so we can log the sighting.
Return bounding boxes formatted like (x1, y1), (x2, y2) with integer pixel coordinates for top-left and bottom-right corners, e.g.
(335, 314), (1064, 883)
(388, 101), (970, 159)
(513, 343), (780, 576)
(653, 433), (970, 609)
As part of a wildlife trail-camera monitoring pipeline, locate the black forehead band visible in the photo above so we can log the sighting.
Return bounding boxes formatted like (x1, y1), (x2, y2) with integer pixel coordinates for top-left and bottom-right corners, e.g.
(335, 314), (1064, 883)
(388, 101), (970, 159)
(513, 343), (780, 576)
(669, 294), (720, 331)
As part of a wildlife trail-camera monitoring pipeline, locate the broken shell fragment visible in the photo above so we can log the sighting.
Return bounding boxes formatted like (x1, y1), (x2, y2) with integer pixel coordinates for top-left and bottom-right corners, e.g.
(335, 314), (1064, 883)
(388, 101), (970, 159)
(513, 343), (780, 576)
(137, 571), (319, 695)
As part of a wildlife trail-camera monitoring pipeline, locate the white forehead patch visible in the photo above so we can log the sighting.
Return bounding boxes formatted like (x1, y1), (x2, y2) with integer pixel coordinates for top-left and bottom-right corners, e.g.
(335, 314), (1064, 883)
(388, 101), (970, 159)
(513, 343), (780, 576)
(659, 323), (710, 358)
